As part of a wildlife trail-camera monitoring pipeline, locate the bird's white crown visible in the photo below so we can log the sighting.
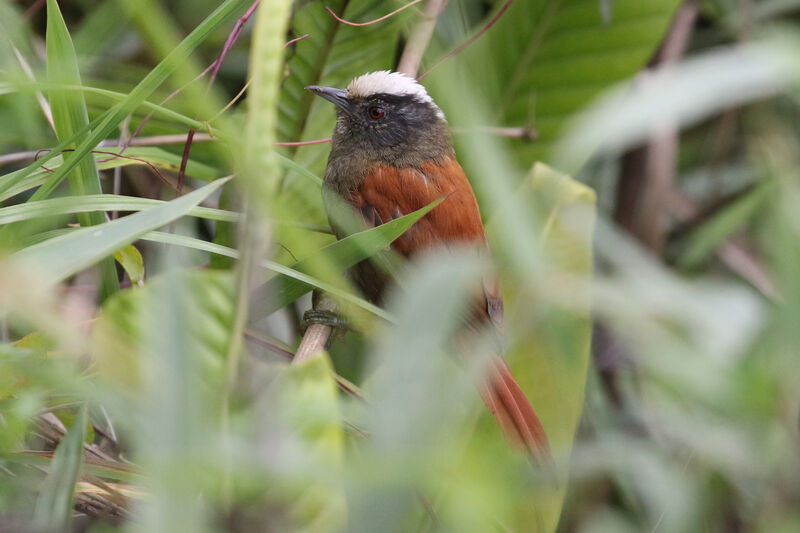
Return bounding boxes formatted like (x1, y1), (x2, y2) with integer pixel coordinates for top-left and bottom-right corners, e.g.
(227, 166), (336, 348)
(346, 70), (444, 119)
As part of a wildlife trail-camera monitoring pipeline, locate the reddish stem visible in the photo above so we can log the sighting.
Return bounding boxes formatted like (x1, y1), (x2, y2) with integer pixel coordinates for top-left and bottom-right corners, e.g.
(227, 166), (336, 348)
(176, 129), (195, 194)
(284, 33), (310, 48)
(325, 0), (422, 27)
(418, 0), (514, 80)
(23, 0), (45, 19)
(207, 0), (261, 88)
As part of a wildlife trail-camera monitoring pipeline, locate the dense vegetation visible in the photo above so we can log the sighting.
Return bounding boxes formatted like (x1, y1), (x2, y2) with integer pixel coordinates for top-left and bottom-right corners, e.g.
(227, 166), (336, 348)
(0, 0), (798, 532)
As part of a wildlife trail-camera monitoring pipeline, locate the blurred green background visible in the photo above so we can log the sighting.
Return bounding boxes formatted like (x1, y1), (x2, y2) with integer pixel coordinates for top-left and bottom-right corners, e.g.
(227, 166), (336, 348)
(0, 0), (798, 532)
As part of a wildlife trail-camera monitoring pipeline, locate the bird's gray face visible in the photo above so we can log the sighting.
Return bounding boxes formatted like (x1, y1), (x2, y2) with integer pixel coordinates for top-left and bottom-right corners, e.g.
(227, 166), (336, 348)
(306, 86), (444, 151)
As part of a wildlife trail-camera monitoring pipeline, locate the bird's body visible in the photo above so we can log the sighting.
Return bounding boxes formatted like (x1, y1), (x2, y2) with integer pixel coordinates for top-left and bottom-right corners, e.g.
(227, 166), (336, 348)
(307, 71), (551, 464)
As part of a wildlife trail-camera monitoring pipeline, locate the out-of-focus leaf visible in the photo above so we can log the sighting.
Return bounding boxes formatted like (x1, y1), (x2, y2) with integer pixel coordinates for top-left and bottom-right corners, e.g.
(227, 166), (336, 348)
(33, 405), (86, 533)
(12, 178), (229, 285)
(0, 194), (238, 225)
(114, 244), (145, 284)
(554, 35), (800, 172)
(505, 163), (596, 532)
(345, 251), (483, 531)
(92, 270), (234, 393)
(268, 352), (346, 532)
(680, 182), (773, 269)
(46, 0), (119, 299)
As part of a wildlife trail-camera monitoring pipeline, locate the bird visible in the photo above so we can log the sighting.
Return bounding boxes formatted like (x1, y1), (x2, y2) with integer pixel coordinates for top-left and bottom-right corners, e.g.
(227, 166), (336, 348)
(305, 70), (551, 465)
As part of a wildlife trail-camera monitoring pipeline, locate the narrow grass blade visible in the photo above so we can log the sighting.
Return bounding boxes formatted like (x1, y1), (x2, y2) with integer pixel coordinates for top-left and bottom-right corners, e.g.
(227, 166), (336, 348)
(33, 405), (87, 533)
(46, 0), (119, 299)
(0, 0), (250, 203)
(0, 194), (239, 225)
(13, 178), (229, 284)
(248, 198), (443, 320)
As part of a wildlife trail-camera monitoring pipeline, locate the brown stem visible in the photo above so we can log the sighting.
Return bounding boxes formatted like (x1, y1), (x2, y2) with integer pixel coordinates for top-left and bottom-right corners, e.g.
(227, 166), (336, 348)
(397, 0), (447, 77)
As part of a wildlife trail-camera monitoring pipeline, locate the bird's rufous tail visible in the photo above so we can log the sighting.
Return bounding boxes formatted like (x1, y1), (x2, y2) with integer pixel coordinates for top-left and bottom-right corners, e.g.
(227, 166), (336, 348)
(478, 356), (552, 467)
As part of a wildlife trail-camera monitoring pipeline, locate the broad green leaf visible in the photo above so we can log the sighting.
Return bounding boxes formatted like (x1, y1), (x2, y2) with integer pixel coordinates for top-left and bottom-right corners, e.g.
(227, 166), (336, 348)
(12, 178), (229, 284)
(114, 244), (145, 284)
(432, 0), (683, 165)
(46, 0), (119, 299)
(33, 405), (87, 533)
(503, 163), (596, 532)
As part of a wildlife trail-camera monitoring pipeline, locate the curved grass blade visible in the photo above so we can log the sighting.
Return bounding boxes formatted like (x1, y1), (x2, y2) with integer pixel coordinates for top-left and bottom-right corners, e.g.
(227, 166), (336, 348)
(12, 178), (229, 285)
(0, 194), (239, 225)
(33, 405), (87, 533)
(0, 0), (250, 203)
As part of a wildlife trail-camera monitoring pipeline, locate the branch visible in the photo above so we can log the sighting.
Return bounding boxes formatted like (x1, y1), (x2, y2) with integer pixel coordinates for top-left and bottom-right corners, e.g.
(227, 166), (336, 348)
(397, 0), (447, 77)
(293, 294), (338, 364)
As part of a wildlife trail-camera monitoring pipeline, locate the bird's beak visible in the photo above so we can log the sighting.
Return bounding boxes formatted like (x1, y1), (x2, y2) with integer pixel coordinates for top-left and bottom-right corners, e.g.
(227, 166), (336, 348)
(305, 85), (350, 111)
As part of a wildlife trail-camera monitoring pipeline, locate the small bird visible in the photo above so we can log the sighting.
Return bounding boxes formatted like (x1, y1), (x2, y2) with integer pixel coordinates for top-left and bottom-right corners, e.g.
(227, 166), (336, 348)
(306, 71), (551, 464)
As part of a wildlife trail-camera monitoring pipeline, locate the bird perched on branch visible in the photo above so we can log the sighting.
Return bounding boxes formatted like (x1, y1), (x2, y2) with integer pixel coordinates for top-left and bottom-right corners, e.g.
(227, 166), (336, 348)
(306, 71), (551, 465)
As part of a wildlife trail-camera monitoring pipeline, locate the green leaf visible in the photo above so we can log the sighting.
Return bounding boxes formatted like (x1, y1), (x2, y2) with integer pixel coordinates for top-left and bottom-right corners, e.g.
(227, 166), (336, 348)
(270, 352), (346, 532)
(0, 0), (250, 203)
(33, 405), (87, 533)
(12, 178), (229, 285)
(46, 0), (119, 299)
(680, 182), (773, 269)
(92, 270), (236, 393)
(504, 163), (596, 532)
(0, 193), (238, 225)
(0, 146), (222, 202)
(247, 197), (443, 321)
(435, 0), (683, 165)
(114, 244), (145, 284)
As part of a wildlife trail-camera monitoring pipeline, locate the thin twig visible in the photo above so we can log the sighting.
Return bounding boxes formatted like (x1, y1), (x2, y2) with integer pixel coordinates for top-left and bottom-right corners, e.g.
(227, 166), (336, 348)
(418, 0), (515, 80)
(275, 137), (332, 147)
(326, 0), (422, 27)
(293, 295), (338, 364)
(175, 0), (261, 197)
(176, 129), (195, 194)
(23, 0), (45, 19)
(112, 116), (131, 219)
(451, 125), (537, 141)
(283, 33), (310, 48)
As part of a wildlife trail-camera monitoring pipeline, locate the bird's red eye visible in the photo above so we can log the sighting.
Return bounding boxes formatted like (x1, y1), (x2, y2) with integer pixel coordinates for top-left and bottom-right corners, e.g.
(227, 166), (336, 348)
(368, 106), (385, 119)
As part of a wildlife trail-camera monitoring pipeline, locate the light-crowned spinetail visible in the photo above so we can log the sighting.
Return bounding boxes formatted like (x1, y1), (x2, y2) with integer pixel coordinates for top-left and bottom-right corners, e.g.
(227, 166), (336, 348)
(306, 71), (551, 465)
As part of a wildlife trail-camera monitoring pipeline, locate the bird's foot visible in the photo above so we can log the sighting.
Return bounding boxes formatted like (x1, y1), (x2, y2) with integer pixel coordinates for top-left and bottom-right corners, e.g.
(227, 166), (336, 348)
(300, 309), (349, 335)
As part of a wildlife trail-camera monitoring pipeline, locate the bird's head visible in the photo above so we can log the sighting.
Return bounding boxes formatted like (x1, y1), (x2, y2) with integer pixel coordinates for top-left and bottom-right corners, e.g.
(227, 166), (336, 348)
(306, 71), (450, 163)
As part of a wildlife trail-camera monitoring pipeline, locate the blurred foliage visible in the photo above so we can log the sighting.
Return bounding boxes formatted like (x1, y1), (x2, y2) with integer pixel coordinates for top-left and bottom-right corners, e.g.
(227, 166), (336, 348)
(0, 0), (799, 532)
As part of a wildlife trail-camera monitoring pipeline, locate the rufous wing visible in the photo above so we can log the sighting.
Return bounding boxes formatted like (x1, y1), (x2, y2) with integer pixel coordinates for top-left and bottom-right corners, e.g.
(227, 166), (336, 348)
(344, 156), (552, 465)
